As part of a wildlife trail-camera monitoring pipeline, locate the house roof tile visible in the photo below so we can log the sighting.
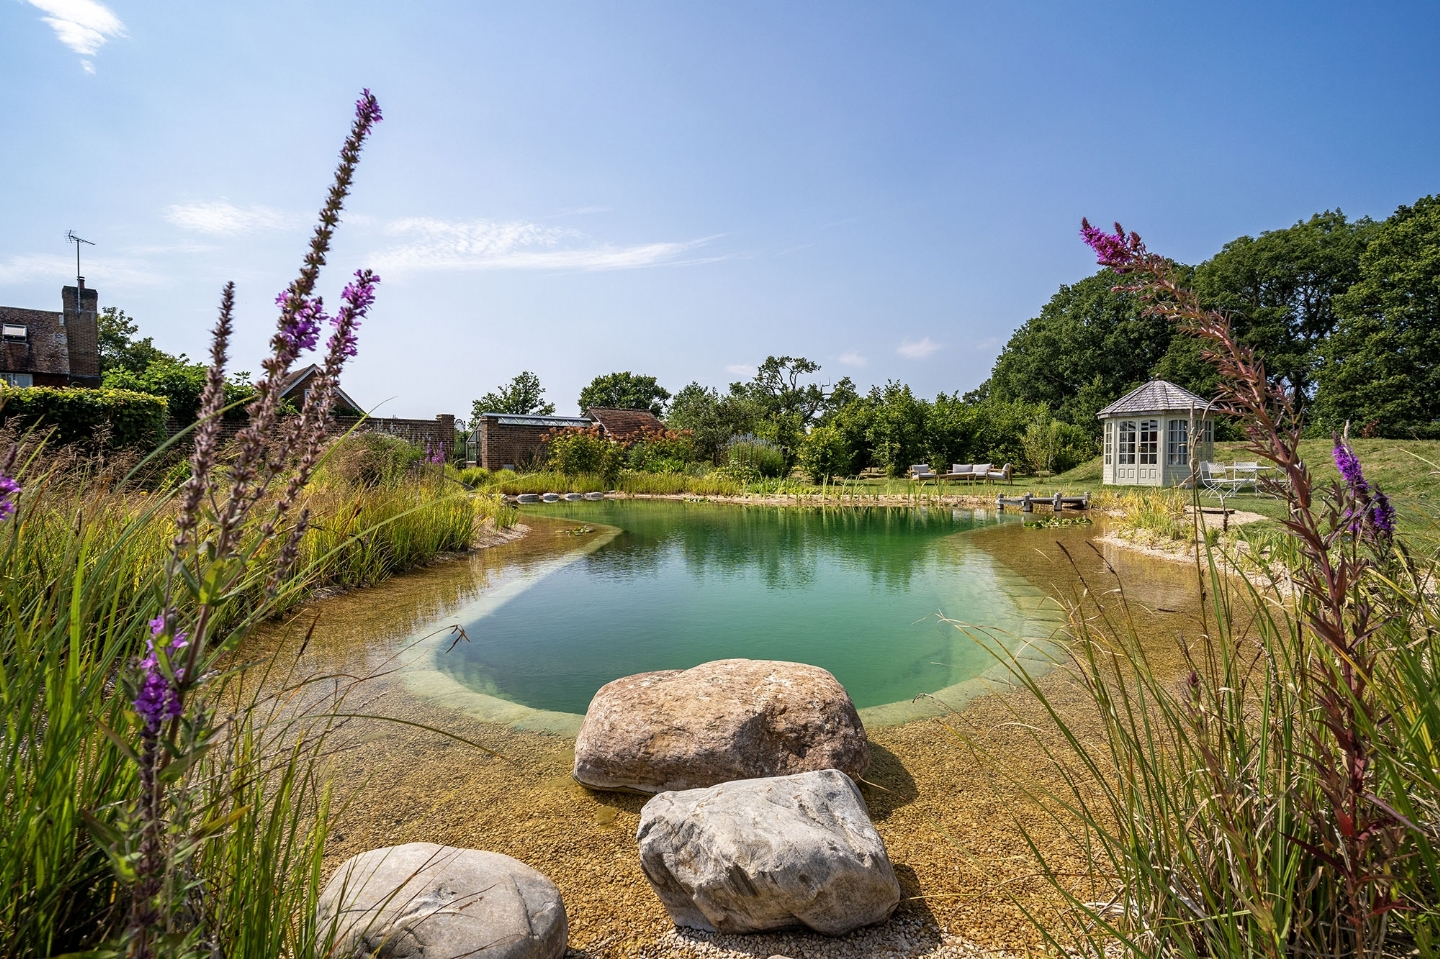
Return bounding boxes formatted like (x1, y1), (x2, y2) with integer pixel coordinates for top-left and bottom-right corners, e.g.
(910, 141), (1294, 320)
(586, 407), (664, 441)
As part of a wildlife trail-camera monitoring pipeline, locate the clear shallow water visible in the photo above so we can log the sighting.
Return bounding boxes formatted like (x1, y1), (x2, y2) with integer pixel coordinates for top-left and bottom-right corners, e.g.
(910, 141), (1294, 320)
(434, 501), (1056, 715)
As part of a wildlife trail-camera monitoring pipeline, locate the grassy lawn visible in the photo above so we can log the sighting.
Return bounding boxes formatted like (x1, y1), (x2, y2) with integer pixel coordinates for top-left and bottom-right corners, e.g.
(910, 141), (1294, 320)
(935, 438), (1439, 535)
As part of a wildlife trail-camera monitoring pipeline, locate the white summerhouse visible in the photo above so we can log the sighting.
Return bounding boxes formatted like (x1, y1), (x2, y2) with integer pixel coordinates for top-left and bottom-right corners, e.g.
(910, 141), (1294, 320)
(1097, 380), (1214, 487)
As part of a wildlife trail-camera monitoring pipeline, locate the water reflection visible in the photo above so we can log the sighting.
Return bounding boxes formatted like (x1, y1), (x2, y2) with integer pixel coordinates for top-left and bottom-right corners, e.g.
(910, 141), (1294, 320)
(433, 501), (1054, 715)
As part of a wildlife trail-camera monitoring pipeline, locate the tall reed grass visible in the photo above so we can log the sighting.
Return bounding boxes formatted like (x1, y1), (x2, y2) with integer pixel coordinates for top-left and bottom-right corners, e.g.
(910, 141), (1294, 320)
(954, 220), (1440, 957)
(0, 89), (515, 959)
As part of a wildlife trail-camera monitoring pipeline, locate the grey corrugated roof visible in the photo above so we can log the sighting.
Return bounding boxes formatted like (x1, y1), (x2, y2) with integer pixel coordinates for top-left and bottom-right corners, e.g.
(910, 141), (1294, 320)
(1096, 379), (1211, 418)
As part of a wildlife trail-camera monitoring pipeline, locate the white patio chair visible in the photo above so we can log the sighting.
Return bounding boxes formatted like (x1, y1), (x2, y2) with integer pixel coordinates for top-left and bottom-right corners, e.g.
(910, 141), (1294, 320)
(1200, 462), (1239, 496)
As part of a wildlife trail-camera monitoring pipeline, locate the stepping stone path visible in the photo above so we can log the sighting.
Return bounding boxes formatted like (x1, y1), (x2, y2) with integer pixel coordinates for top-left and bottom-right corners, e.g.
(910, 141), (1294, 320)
(317, 843), (567, 959)
(573, 659), (870, 793)
(637, 769), (901, 935)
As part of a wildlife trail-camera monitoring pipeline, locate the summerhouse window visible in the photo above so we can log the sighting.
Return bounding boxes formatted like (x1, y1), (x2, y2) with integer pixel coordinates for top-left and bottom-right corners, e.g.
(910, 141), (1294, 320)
(1138, 419), (1159, 465)
(1103, 421), (1112, 465)
(1166, 420), (1188, 465)
(1117, 420), (1137, 465)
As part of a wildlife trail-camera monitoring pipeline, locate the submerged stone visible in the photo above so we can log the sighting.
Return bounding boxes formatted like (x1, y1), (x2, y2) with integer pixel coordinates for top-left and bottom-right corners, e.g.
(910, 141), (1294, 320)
(573, 658), (869, 793)
(637, 769), (900, 934)
(317, 843), (567, 959)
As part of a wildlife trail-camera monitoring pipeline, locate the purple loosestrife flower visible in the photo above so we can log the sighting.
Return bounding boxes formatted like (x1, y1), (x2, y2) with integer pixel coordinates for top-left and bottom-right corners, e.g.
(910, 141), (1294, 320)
(134, 615), (188, 732)
(1333, 439), (1370, 496)
(1370, 489), (1396, 535)
(1080, 218), (1143, 271)
(331, 268), (379, 358)
(274, 292), (326, 355)
(0, 473), (18, 521)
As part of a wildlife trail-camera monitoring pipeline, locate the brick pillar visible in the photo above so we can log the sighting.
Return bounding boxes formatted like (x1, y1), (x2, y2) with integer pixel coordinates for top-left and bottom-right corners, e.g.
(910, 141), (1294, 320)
(436, 413), (455, 462)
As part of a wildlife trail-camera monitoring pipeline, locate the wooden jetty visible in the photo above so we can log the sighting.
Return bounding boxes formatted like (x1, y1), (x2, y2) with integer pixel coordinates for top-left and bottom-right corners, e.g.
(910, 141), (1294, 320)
(996, 491), (1091, 513)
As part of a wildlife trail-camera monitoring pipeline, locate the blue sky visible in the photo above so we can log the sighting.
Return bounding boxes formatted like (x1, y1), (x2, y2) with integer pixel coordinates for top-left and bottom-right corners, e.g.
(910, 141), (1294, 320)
(3, 2), (1438, 418)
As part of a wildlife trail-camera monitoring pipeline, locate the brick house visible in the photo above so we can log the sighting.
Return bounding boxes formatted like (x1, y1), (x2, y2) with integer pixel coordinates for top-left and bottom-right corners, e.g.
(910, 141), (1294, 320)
(0, 280), (100, 388)
(278, 364), (364, 415)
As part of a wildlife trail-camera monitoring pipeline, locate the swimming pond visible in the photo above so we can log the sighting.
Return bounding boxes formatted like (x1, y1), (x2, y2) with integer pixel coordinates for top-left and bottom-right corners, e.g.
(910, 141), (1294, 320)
(416, 501), (1066, 727)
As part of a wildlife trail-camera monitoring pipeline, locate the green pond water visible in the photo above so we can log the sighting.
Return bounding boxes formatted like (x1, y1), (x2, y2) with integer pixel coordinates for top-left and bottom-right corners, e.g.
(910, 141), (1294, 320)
(430, 501), (1063, 717)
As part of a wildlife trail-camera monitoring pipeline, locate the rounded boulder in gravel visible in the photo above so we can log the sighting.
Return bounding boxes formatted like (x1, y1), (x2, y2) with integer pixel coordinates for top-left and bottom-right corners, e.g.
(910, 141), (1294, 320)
(317, 843), (567, 959)
(636, 768), (901, 935)
(572, 659), (869, 794)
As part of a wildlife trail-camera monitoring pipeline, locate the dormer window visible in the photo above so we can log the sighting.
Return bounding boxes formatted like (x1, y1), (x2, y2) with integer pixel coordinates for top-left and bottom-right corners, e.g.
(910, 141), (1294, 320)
(2, 324), (27, 342)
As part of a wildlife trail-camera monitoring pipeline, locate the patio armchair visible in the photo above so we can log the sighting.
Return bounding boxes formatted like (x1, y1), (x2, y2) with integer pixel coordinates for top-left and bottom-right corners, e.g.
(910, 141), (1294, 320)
(989, 463), (1014, 485)
(909, 463), (938, 481)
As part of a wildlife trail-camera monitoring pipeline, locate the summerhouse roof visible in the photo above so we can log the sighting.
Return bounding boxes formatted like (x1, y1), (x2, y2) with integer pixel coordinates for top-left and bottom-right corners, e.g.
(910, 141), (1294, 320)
(1096, 379), (1211, 418)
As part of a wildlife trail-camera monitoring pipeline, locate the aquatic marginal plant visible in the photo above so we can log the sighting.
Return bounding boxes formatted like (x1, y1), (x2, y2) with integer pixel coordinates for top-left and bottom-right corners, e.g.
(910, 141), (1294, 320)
(1069, 216), (1426, 954)
(120, 89), (383, 959)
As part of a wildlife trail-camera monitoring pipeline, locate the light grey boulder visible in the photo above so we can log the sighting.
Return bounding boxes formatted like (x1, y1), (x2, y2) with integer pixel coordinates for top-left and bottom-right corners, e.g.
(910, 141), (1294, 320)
(637, 769), (900, 935)
(582, 491), (605, 500)
(562, 492), (584, 501)
(573, 658), (869, 793)
(317, 843), (567, 959)
(515, 493), (540, 504)
(541, 493), (560, 502)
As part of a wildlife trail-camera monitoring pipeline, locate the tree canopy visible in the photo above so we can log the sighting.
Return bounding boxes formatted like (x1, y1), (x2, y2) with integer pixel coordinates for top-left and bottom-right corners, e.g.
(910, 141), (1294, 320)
(982, 269), (1176, 432)
(1313, 196), (1440, 437)
(1191, 209), (1375, 406)
(98, 307), (176, 375)
(577, 372), (670, 415)
(471, 371), (555, 419)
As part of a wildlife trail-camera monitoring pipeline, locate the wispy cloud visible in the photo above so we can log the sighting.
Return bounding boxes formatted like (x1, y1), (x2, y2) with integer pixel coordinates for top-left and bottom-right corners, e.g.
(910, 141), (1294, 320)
(0, 252), (161, 288)
(837, 350), (867, 368)
(165, 201), (304, 236)
(25, 0), (125, 71)
(371, 217), (712, 273)
(724, 363), (756, 378)
(897, 336), (942, 360)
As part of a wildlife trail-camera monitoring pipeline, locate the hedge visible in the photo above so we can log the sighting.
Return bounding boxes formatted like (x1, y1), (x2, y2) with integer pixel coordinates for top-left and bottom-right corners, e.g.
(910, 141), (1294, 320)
(0, 386), (169, 448)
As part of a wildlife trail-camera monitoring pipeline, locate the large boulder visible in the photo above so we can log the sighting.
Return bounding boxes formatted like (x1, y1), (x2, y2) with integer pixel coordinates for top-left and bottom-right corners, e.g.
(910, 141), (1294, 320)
(317, 843), (567, 959)
(637, 769), (901, 935)
(573, 659), (869, 793)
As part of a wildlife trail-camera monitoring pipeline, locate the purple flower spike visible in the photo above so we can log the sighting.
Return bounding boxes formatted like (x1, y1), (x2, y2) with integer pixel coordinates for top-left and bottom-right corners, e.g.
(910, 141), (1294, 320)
(1080, 218), (1142, 271)
(329, 269), (380, 360)
(0, 474), (18, 522)
(1370, 489), (1396, 535)
(275, 292), (326, 355)
(1332, 439), (1370, 496)
(356, 88), (383, 127)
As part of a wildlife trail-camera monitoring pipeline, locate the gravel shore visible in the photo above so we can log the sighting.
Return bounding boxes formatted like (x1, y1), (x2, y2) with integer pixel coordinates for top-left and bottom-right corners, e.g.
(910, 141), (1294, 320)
(254, 516), (1201, 958)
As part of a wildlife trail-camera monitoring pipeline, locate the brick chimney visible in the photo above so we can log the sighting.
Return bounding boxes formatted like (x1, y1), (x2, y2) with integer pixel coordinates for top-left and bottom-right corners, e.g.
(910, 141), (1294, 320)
(61, 278), (100, 385)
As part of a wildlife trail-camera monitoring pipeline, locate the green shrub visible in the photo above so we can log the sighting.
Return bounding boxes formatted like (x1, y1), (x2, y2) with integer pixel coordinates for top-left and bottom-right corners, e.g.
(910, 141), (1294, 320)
(1022, 415), (1096, 475)
(797, 424), (854, 482)
(543, 425), (624, 481)
(315, 432), (424, 489)
(0, 385), (168, 448)
(726, 435), (787, 478)
(102, 360), (260, 425)
(626, 428), (698, 473)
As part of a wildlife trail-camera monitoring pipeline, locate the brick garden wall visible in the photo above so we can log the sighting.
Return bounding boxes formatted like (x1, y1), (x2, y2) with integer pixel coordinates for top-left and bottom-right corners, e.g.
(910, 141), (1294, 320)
(167, 413), (456, 461)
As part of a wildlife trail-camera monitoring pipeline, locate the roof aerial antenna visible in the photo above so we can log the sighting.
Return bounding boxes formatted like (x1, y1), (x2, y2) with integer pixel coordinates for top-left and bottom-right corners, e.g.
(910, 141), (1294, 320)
(66, 230), (94, 290)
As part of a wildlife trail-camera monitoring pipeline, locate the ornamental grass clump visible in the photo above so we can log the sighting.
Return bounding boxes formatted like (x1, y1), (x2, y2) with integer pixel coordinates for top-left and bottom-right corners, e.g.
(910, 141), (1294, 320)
(0, 89), (446, 959)
(961, 221), (1439, 958)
